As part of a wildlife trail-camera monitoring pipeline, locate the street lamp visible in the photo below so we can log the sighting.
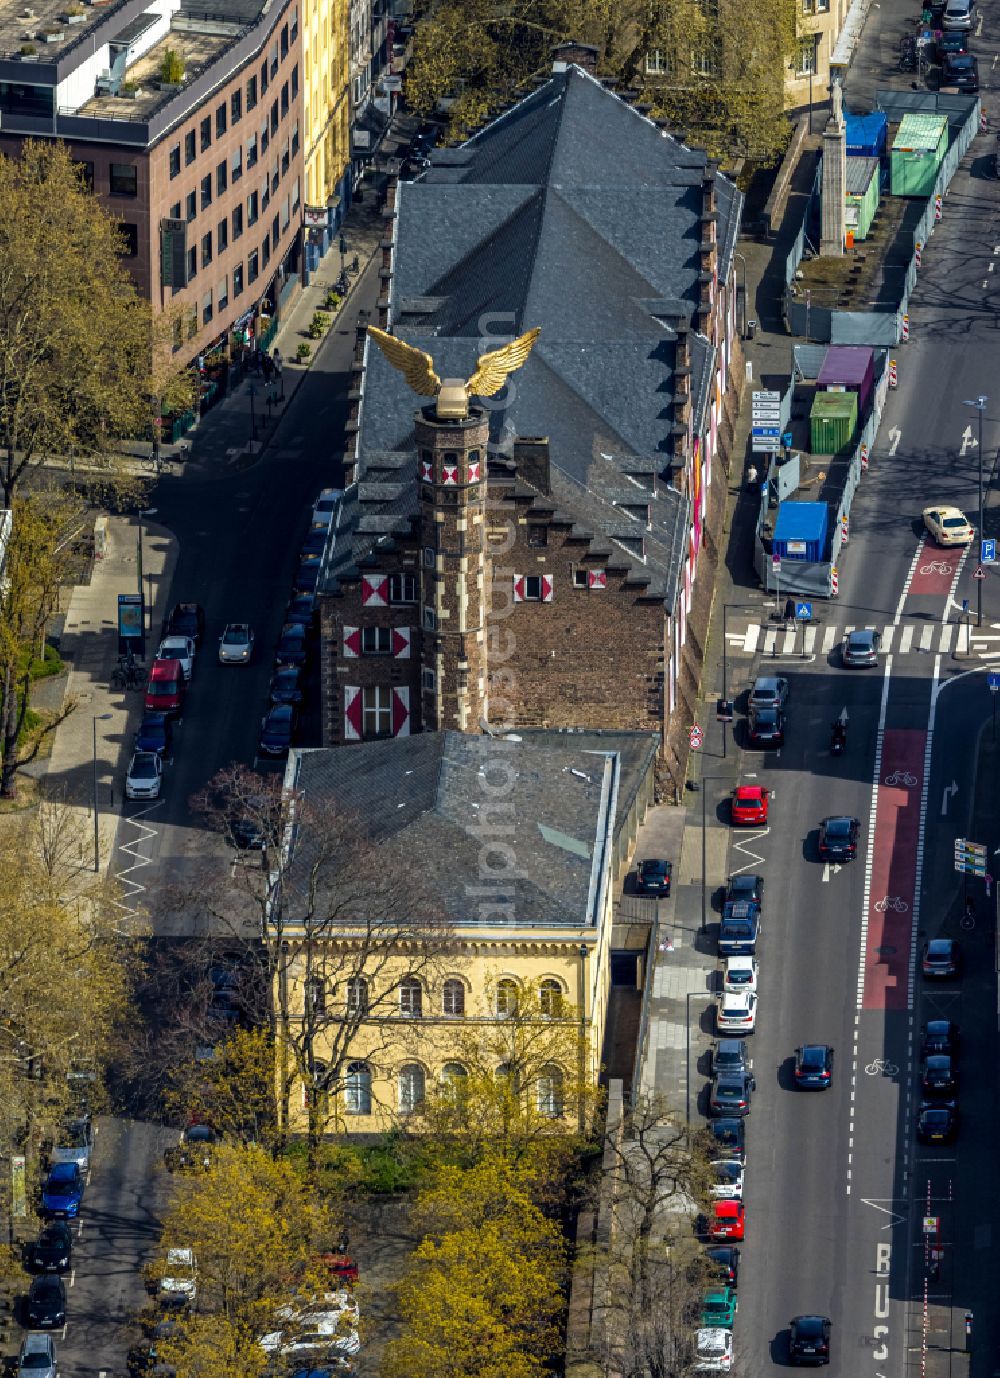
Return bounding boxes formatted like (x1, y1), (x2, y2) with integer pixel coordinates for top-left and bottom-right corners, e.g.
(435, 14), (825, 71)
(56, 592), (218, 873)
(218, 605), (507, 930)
(92, 712), (113, 873)
(702, 775), (729, 937)
(963, 395), (987, 628)
(137, 507), (157, 611)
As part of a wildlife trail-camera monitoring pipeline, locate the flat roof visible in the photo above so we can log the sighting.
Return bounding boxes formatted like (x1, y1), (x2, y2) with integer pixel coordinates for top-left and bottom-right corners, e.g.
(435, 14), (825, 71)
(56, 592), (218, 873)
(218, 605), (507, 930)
(892, 113), (947, 151)
(0, 0), (122, 60)
(77, 22), (237, 119)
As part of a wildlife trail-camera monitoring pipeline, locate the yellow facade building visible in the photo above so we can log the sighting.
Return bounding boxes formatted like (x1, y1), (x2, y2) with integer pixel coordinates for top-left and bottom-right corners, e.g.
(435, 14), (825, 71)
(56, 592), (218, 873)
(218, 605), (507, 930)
(302, 0), (351, 226)
(272, 729), (659, 1134)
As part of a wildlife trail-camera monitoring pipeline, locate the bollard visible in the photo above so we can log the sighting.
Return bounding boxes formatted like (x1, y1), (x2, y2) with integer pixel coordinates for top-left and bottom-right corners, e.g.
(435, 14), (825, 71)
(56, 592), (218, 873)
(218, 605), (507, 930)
(915, 241), (922, 268)
(964, 1311), (973, 1351)
(901, 314), (910, 342)
(889, 358), (898, 388)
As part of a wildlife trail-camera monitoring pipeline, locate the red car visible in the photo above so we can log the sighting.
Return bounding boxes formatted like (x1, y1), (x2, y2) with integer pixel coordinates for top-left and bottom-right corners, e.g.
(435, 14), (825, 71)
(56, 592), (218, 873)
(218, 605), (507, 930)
(709, 1200), (745, 1240)
(320, 1251), (359, 1286)
(731, 786), (768, 826)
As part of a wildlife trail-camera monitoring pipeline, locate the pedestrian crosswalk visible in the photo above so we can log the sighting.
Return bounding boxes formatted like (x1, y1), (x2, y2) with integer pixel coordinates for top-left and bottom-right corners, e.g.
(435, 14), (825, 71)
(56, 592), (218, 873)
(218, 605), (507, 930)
(726, 620), (1000, 660)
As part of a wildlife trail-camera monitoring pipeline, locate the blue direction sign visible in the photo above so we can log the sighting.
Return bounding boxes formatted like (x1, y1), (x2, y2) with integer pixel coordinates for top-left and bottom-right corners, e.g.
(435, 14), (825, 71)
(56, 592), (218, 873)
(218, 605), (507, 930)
(989, 671), (1000, 693)
(983, 538), (996, 564)
(795, 602), (813, 621)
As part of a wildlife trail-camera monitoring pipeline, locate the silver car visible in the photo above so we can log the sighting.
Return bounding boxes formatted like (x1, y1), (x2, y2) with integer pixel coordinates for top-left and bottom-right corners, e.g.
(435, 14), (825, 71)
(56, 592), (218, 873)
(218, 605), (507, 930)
(748, 675), (789, 711)
(51, 1117), (94, 1173)
(219, 622), (255, 664)
(843, 628), (880, 667)
(18, 1333), (57, 1378)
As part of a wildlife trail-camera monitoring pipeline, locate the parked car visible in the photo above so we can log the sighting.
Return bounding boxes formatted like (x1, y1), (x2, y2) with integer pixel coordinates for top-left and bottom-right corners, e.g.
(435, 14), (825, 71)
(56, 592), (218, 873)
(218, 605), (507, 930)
(51, 1116), (94, 1171)
(942, 0), (975, 31)
(126, 750), (163, 801)
(166, 602), (205, 643)
(731, 785), (768, 826)
(218, 623), (255, 664)
(707, 1201), (745, 1241)
(136, 712), (173, 756)
(17, 1334), (57, 1378)
(165, 1123), (217, 1173)
(707, 1117), (745, 1162)
(937, 29), (969, 57)
(709, 1161), (745, 1200)
(693, 1328), (734, 1372)
(40, 1163), (84, 1218)
(921, 1020), (958, 1057)
(144, 659), (185, 718)
(921, 938), (962, 979)
(269, 666), (304, 705)
(156, 635), (195, 680)
(635, 858), (672, 896)
(705, 1245), (740, 1285)
(923, 505), (973, 545)
(723, 956), (758, 994)
(709, 1071), (754, 1117)
(27, 1274), (66, 1329)
(300, 528), (329, 558)
(748, 675), (789, 710)
(701, 1288), (738, 1328)
(274, 623), (309, 667)
(158, 1248), (197, 1307)
(725, 874), (764, 906)
(747, 705), (785, 747)
(789, 1315), (831, 1365)
(284, 594), (318, 629)
(311, 488), (343, 528)
(941, 51), (979, 89)
(843, 628), (880, 667)
(917, 1101), (958, 1143)
(818, 816), (859, 861)
(712, 1039), (752, 1078)
(24, 1222), (72, 1274)
(295, 555), (323, 592)
(794, 1044), (834, 1089)
(718, 903), (760, 957)
(259, 703), (298, 757)
(716, 990), (758, 1036)
(921, 1055), (957, 1099)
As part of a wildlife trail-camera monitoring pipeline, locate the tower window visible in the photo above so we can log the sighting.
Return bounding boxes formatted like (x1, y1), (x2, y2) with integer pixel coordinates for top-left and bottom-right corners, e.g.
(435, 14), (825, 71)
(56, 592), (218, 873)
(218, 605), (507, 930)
(527, 525), (547, 548)
(390, 573), (417, 604)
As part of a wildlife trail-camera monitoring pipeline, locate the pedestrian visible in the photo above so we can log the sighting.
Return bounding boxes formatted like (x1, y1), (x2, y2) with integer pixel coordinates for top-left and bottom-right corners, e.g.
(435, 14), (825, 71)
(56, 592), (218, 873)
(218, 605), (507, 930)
(746, 463), (758, 489)
(272, 347), (282, 372)
(263, 354), (273, 384)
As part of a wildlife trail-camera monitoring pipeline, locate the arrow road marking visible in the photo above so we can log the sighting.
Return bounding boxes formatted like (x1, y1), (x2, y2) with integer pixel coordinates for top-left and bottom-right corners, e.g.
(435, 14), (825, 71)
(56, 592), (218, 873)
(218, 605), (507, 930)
(941, 780), (958, 816)
(960, 424), (978, 456)
(887, 427), (901, 456)
(822, 862), (843, 882)
(860, 1199), (907, 1228)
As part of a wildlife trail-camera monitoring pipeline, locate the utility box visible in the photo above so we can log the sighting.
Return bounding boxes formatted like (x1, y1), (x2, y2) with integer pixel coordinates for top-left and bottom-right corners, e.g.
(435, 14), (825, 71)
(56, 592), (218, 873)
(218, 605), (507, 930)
(817, 345), (876, 418)
(810, 389), (858, 455)
(773, 502), (829, 562)
(890, 114), (948, 197)
(844, 157), (880, 240)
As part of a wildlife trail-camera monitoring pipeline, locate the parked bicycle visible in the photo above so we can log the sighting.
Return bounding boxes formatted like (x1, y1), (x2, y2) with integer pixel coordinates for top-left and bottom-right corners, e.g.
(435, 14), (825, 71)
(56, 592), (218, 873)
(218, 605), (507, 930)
(111, 654), (143, 690)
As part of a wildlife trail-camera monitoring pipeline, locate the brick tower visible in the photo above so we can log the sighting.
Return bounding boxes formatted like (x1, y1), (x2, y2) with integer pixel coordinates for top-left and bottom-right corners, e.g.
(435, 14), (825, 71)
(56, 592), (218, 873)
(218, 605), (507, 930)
(415, 404), (490, 731)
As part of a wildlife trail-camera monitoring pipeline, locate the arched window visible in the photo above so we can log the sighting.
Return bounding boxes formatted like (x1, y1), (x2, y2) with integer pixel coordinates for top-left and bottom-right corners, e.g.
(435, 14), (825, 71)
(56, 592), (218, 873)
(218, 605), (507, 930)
(496, 1061), (520, 1094)
(398, 1064), (426, 1113)
(537, 1064), (564, 1118)
(442, 978), (466, 1016)
(304, 974), (326, 1013)
(344, 1061), (372, 1115)
(399, 975), (423, 1017)
(441, 1061), (468, 1085)
(496, 977), (519, 1017)
(345, 976), (368, 1016)
(540, 978), (563, 1017)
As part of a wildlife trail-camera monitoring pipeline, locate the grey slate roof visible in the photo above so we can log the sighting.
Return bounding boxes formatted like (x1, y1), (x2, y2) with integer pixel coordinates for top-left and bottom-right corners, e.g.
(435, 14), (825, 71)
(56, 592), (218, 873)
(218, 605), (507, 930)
(281, 729), (658, 930)
(339, 63), (743, 607)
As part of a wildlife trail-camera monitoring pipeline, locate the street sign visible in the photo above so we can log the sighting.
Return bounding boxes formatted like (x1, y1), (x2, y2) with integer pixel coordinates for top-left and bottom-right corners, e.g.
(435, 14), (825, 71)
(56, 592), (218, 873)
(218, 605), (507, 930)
(982, 538), (996, 563)
(795, 601), (812, 621)
(989, 671), (1000, 693)
(753, 390), (781, 403)
(752, 426), (781, 438)
(716, 698), (734, 723)
(689, 724), (704, 750)
(973, 565), (987, 580)
(923, 1216), (940, 1236)
(772, 553), (781, 570)
(954, 837), (987, 876)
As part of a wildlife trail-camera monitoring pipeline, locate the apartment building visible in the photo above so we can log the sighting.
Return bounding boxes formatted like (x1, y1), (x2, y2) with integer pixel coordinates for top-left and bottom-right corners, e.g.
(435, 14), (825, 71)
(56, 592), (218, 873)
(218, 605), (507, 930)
(0, 0), (304, 361)
(300, 0), (350, 258)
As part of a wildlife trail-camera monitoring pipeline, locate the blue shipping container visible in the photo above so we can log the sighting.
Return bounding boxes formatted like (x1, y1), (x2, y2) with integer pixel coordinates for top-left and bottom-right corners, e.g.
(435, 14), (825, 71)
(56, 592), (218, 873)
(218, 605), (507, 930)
(845, 110), (887, 159)
(773, 502), (829, 562)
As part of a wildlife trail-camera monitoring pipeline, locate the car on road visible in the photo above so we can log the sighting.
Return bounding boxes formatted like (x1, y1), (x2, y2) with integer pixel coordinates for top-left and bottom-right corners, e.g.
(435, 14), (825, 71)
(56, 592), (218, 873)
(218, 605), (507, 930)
(712, 1039), (752, 1077)
(708, 1201), (745, 1240)
(693, 1327), (734, 1372)
(937, 28), (969, 56)
(24, 1222), (72, 1275)
(269, 666), (304, 705)
(922, 1020), (958, 1057)
(917, 1101), (958, 1143)
(731, 785), (768, 826)
(156, 635), (195, 680)
(716, 991), (758, 1036)
(922, 505), (973, 546)
(921, 1055), (957, 1099)
(718, 903), (760, 957)
(219, 622), (255, 664)
(284, 593), (318, 629)
(748, 675), (789, 710)
(27, 1274), (66, 1328)
(701, 1288), (738, 1328)
(164, 1123), (218, 1173)
(725, 873), (764, 906)
(311, 488), (343, 528)
(941, 50), (979, 89)
(17, 1334), (57, 1378)
(709, 1161), (745, 1200)
(706, 1245), (740, 1285)
(818, 815), (859, 861)
(921, 938), (962, 979)
(136, 711), (173, 756)
(723, 956), (758, 994)
(635, 857), (672, 896)
(166, 602), (205, 644)
(40, 1162), (83, 1218)
(747, 704), (785, 747)
(794, 1044), (834, 1089)
(144, 659), (186, 717)
(709, 1072), (754, 1117)
(789, 1315), (831, 1365)
(319, 1251), (360, 1286)
(942, 0), (975, 30)
(126, 750), (163, 800)
(158, 1247), (197, 1307)
(708, 1117), (745, 1162)
(274, 623), (309, 667)
(51, 1116), (94, 1172)
(843, 628), (880, 667)
(259, 703), (298, 757)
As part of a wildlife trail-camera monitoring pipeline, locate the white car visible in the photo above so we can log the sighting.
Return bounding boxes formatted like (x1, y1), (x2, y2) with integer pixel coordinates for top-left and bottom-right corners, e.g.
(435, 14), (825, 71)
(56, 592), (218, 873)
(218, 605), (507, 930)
(157, 635), (195, 680)
(716, 989), (757, 1035)
(723, 956), (758, 994)
(694, 1328), (733, 1371)
(709, 1160), (744, 1200)
(922, 505), (973, 547)
(158, 1247), (197, 1307)
(311, 487), (344, 529)
(125, 750), (163, 800)
(219, 622), (255, 664)
(260, 1291), (360, 1356)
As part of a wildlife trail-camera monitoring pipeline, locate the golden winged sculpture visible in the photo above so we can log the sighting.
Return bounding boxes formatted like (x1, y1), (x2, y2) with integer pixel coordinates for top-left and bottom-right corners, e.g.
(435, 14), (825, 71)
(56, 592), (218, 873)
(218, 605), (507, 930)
(367, 325), (541, 420)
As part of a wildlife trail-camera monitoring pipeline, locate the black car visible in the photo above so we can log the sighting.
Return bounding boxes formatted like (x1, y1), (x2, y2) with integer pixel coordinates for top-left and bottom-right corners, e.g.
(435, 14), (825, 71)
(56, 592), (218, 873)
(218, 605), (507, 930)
(24, 1222), (72, 1274)
(942, 51), (979, 90)
(921, 1055), (957, 1099)
(284, 594), (317, 629)
(269, 666), (304, 705)
(300, 528), (329, 557)
(794, 1044), (834, 1090)
(747, 704), (785, 747)
(166, 602), (205, 644)
(709, 1071), (754, 1117)
(135, 711), (173, 756)
(635, 858), (672, 896)
(164, 1123), (218, 1172)
(789, 1315), (831, 1365)
(917, 1100), (958, 1143)
(708, 1116), (745, 1161)
(259, 703), (298, 757)
(274, 623), (308, 667)
(27, 1274), (66, 1328)
(706, 1245), (740, 1286)
(294, 561), (322, 594)
(921, 938), (962, 979)
(725, 873), (764, 907)
(937, 28), (969, 56)
(921, 1020), (958, 1057)
(818, 815), (860, 861)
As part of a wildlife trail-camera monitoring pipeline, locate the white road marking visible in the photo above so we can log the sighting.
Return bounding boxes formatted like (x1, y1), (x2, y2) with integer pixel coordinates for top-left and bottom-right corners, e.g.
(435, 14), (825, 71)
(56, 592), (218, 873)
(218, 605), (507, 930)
(895, 537), (925, 624)
(69, 1269), (75, 1288)
(938, 624), (954, 653)
(729, 828), (770, 876)
(804, 625), (817, 652)
(782, 627), (796, 653)
(861, 1200), (906, 1226)
(763, 628), (777, 655)
(887, 427), (901, 456)
(881, 624), (895, 652)
(899, 625), (914, 653)
(919, 624), (934, 652)
(822, 625), (838, 653)
(743, 625), (759, 653)
(945, 543), (972, 623)
(822, 862), (842, 882)
(941, 781), (958, 815)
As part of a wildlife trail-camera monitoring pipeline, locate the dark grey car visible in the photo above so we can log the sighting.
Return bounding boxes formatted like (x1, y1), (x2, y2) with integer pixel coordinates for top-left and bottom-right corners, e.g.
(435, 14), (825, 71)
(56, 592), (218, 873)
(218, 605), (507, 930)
(843, 628), (880, 667)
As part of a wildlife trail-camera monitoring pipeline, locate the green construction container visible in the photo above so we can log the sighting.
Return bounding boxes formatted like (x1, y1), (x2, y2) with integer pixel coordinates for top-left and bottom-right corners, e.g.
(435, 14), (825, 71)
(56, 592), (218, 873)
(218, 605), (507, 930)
(890, 114), (948, 197)
(845, 157), (880, 240)
(810, 390), (858, 456)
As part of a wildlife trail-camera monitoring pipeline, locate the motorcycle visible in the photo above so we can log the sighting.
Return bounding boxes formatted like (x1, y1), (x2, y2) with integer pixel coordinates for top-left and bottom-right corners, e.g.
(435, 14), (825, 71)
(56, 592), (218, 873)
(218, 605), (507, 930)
(830, 722), (847, 755)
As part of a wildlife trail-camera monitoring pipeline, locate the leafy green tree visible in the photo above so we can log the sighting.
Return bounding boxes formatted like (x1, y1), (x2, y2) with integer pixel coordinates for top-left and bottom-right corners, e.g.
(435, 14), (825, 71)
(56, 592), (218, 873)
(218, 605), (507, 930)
(165, 1026), (278, 1148)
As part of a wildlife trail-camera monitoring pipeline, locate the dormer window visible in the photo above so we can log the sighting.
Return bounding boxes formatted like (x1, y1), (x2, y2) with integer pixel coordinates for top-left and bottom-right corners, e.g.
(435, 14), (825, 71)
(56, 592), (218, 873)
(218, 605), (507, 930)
(527, 525), (547, 548)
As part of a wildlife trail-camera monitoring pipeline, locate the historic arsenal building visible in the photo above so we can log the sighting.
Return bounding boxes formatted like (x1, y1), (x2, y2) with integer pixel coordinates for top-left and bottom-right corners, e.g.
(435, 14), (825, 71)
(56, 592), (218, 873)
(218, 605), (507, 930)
(315, 58), (744, 792)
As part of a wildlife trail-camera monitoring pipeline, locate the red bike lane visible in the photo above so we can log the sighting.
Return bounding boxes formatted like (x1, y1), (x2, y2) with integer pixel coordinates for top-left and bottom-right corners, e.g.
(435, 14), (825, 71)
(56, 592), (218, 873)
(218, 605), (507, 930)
(863, 729), (926, 1010)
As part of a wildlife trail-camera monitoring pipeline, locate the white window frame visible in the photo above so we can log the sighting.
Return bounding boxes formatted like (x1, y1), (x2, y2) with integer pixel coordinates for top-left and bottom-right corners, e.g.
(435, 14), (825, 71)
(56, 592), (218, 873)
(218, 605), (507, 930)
(398, 1063), (425, 1113)
(362, 685), (392, 738)
(361, 626), (392, 656)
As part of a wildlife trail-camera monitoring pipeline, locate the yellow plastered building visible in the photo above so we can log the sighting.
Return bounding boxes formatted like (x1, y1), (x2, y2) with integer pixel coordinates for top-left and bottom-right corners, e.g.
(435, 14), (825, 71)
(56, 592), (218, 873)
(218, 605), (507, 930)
(302, 0), (351, 218)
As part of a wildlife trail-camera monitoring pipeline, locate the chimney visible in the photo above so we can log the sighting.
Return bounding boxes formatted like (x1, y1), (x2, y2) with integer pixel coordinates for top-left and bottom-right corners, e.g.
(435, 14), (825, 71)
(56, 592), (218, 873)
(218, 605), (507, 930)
(513, 436), (551, 494)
